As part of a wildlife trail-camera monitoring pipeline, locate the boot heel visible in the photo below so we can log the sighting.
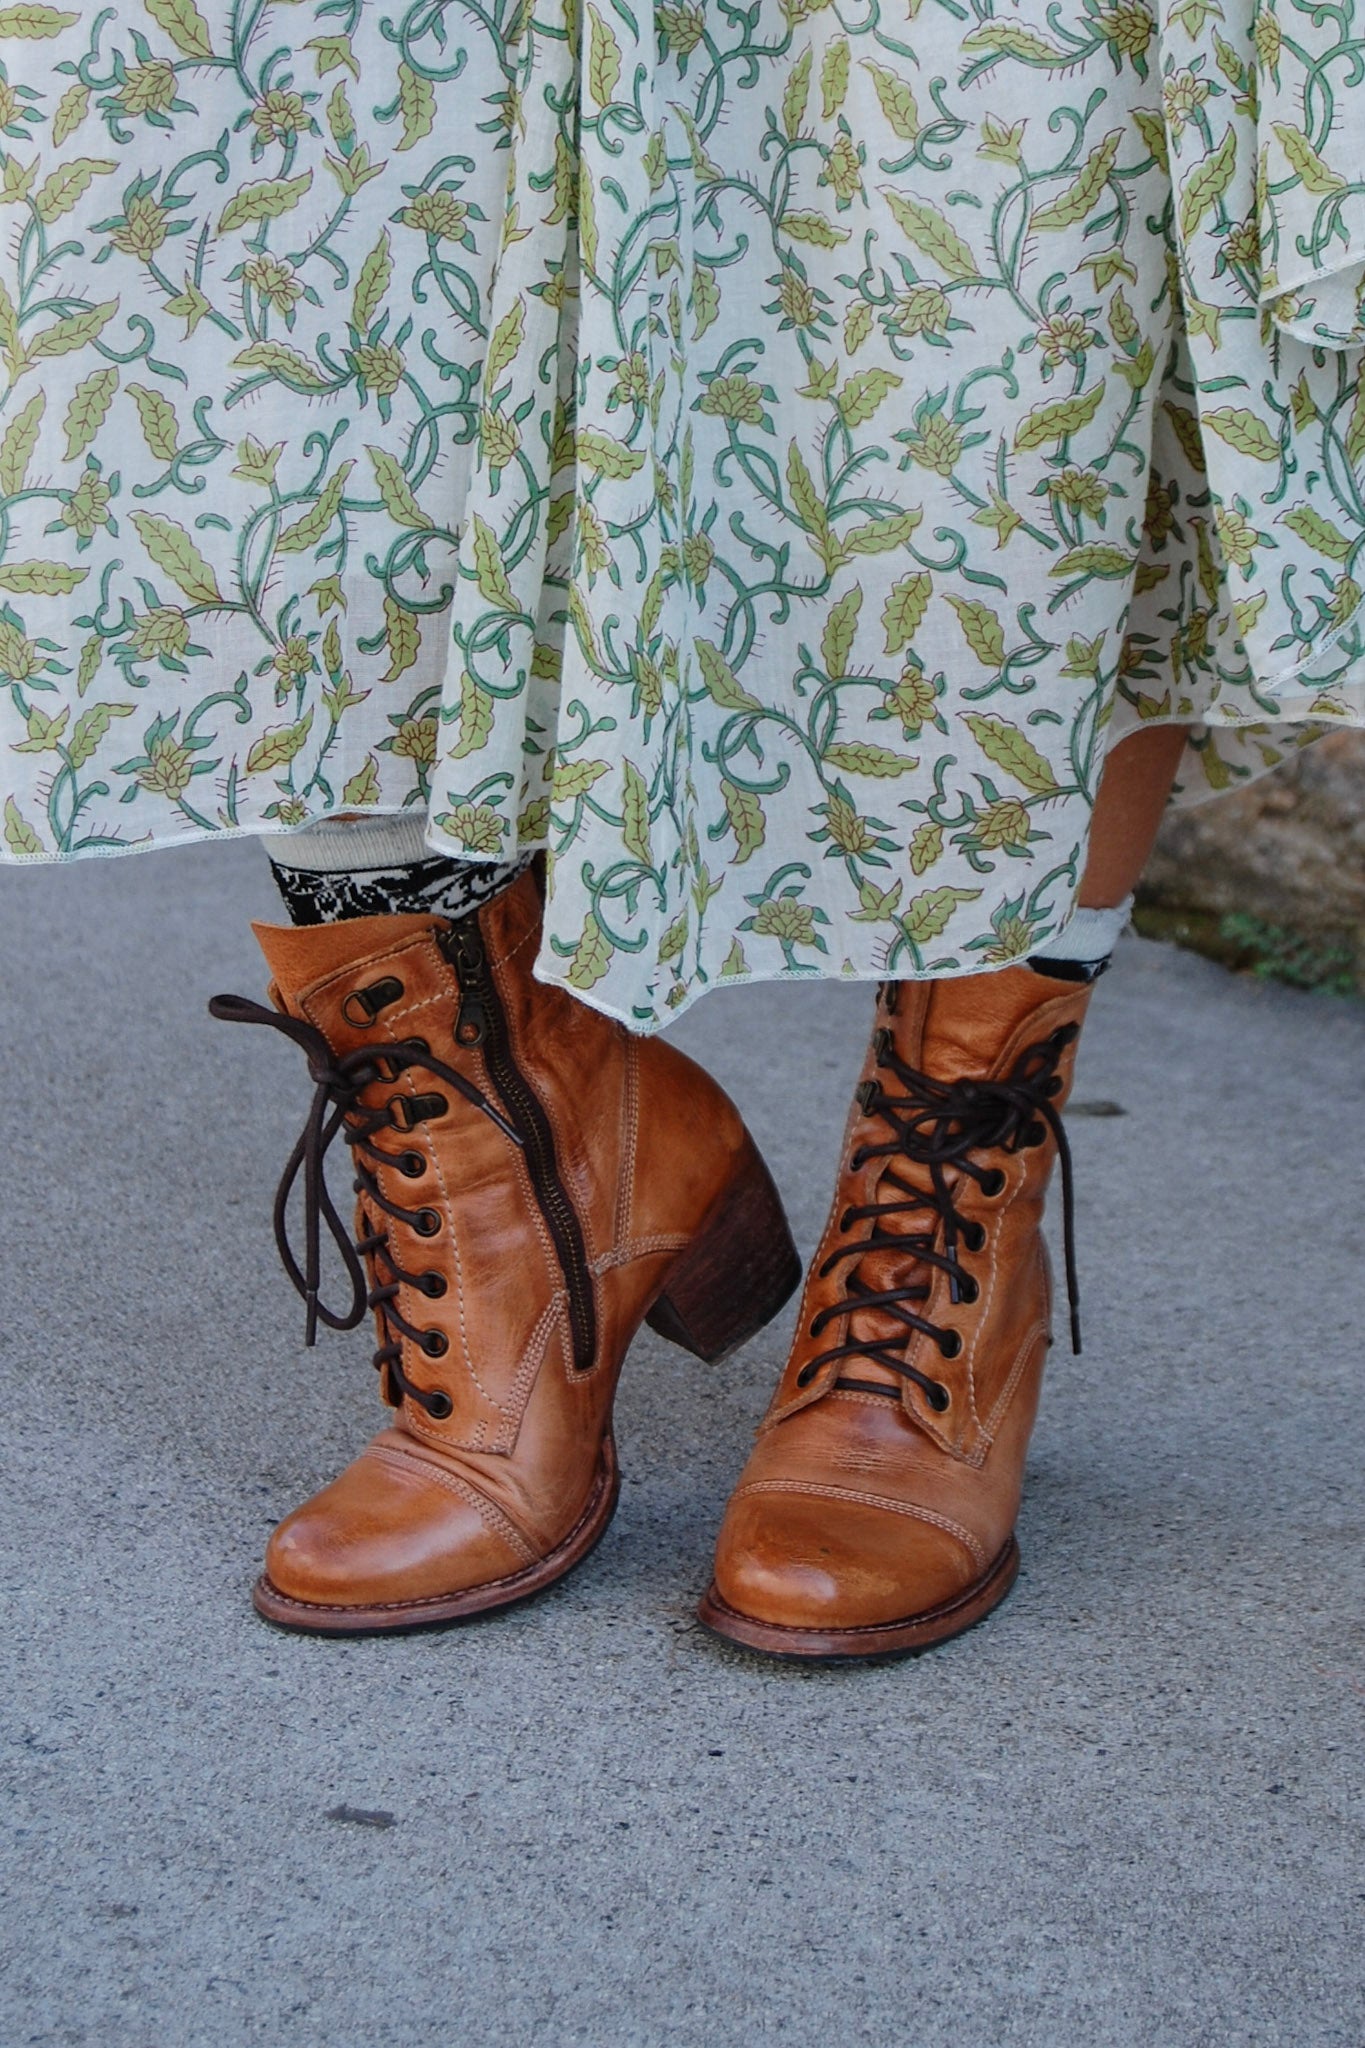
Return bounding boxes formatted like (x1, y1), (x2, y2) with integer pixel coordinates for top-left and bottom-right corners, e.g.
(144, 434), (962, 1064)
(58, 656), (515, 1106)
(645, 1138), (802, 1364)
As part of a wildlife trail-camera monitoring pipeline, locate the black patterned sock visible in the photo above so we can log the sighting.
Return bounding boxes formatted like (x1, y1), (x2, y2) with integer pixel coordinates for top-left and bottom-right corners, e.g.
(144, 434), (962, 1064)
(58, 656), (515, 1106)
(268, 815), (526, 926)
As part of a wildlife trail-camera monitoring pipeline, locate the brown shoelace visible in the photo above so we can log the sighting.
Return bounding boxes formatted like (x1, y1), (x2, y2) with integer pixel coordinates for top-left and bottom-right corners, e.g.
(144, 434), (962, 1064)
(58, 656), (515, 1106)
(209, 994), (521, 1417)
(797, 1019), (1082, 1410)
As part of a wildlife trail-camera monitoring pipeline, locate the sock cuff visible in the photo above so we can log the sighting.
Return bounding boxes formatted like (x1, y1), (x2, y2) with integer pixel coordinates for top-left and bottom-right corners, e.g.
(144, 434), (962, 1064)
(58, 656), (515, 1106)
(269, 812), (433, 875)
(266, 817), (529, 927)
(1032, 894), (1134, 965)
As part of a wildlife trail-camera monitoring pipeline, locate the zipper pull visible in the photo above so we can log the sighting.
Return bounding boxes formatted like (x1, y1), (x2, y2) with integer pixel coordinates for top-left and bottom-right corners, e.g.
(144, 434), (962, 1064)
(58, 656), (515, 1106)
(455, 987), (487, 1049)
(446, 918), (488, 1048)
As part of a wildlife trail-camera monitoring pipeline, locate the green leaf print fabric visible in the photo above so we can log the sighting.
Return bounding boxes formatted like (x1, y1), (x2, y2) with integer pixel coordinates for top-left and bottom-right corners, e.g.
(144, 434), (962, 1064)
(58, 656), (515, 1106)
(1, 0), (1363, 1027)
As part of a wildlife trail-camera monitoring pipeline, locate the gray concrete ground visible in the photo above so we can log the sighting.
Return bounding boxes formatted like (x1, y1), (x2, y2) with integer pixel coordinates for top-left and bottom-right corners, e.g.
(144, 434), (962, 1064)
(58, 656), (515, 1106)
(1, 839), (1361, 2048)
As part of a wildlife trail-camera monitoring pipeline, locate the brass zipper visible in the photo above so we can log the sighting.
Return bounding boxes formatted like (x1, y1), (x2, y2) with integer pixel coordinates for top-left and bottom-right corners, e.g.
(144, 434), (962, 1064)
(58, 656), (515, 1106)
(443, 916), (598, 1373)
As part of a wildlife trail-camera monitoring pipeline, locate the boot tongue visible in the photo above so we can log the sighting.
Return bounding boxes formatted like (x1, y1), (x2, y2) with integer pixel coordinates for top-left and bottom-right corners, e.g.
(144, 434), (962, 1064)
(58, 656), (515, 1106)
(252, 911), (440, 1013)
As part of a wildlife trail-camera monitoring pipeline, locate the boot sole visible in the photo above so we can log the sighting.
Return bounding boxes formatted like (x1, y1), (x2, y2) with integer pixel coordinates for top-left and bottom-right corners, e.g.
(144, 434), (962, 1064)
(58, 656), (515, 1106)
(252, 1436), (621, 1637)
(695, 1535), (1020, 1662)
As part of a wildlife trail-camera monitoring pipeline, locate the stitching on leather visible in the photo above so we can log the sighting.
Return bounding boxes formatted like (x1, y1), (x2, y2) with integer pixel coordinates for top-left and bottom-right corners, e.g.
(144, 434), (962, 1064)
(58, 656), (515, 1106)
(382, 985), (449, 1033)
(492, 1293), (563, 1450)
(300, 958), (496, 1418)
(537, 1054), (601, 1263)
(908, 1140), (1028, 1460)
(349, 935), (448, 1035)
(365, 1443), (539, 1564)
(375, 1005), (492, 1411)
(977, 1240), (1050, 1445)
(485, 948), (563, 1297)
(616, 1036), (639, 1248)
(258, 1453), (614, 1616)
(488, 916), (538, 973)
(301, 932), (436, 1014)
(768, 1079), (871, 1424)
(961, 1159), (1027, 1443)
(592, 1234), (690, 1274)
(406, 1289), (562, 1458)
(971, 1321), (1046, 1465)
(731, 1477), (988, 1569)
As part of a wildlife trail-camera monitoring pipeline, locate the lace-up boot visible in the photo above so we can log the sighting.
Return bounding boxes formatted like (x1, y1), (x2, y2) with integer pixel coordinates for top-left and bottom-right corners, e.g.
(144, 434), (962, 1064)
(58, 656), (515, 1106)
(700, 961), (1096, 1659)
(214, 868), (800, 1633)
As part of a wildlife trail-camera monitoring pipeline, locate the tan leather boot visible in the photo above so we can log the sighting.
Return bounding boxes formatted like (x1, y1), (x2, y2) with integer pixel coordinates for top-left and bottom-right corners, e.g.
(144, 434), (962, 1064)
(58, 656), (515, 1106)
(213, 869), (800, 1634)
(700, 961), (1097, 1659)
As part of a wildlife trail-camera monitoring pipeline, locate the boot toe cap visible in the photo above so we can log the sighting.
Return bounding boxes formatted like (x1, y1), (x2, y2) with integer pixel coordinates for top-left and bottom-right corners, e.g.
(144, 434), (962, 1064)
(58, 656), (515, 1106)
(712, 1487), (979, 1634)
(262, 1446), (526, 1615)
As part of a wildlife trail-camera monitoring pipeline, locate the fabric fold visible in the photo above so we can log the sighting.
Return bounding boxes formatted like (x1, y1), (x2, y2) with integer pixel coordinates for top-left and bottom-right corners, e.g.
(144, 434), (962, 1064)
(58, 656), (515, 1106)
(1247, 0), (1365, 348)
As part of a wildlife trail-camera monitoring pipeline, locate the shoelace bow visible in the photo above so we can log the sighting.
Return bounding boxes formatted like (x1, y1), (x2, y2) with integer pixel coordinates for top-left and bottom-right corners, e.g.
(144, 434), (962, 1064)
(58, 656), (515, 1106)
(799, 1020), (1082, 1411)
(209, 994), (521, 1416)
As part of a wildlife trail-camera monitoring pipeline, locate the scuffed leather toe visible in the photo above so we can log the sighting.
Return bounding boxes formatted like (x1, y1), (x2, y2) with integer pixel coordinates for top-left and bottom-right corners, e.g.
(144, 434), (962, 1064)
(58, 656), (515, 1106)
(264, 1444), (527, 1611)
(713, 1488), (978, 1631)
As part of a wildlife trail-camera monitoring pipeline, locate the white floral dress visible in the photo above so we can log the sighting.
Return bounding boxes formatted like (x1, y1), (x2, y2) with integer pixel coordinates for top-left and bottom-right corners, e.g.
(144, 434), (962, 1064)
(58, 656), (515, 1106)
(1, 0), (1363, 1025)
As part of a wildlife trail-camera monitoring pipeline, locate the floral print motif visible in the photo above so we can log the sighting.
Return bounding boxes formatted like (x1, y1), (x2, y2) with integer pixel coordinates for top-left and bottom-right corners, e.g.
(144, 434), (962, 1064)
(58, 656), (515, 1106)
(1, 0), (1363, 1027)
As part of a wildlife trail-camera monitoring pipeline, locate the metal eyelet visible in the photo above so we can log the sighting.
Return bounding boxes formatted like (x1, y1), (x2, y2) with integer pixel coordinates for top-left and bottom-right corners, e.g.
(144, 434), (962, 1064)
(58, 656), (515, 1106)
(389, 1091), (447, 1132)
(980, 1169), (1006, 1198)
(399, 1151), (425, 1179)
(421, 1331), (448, 1358)
(425, 1391), (453, 1420)
(957, 1277), (979, 1305)
(417, 1273), (447, 1299)
(927, 1382), (951, 1413)
(341, 977), (404, 1028)
(964, 1223), (987, 1252)
(413, 1209), (441, 1238)
(938, 1330), (963, 1360)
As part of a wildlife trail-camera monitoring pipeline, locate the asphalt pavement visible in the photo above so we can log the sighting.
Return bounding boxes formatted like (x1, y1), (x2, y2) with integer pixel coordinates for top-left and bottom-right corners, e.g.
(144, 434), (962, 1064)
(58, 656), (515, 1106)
(2, 837), (1361, 2047)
